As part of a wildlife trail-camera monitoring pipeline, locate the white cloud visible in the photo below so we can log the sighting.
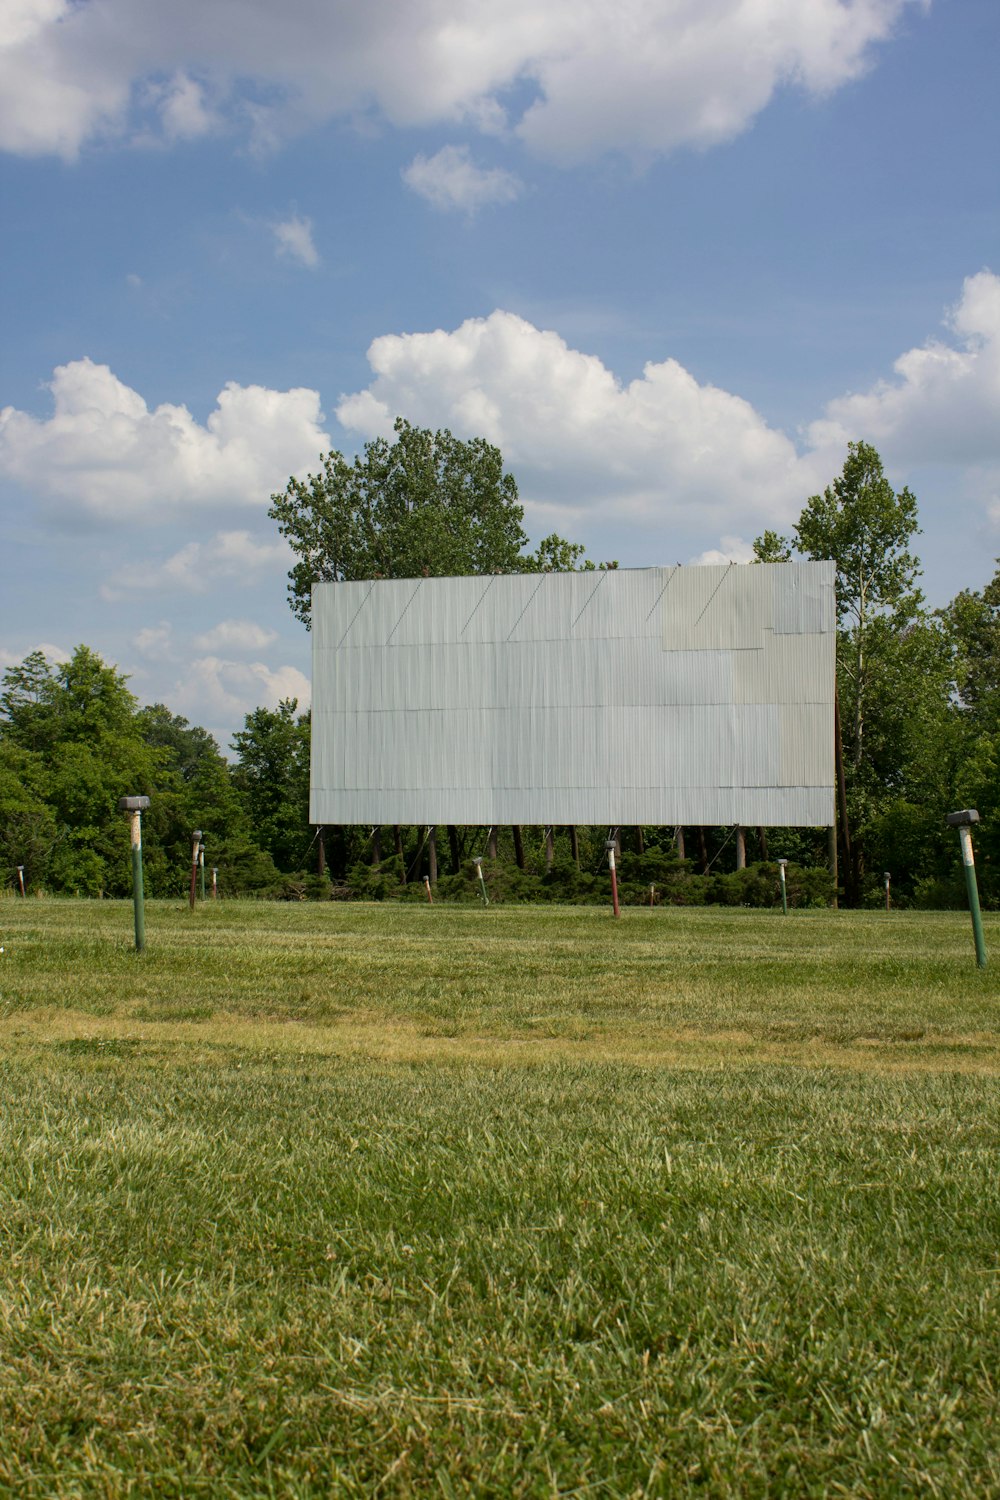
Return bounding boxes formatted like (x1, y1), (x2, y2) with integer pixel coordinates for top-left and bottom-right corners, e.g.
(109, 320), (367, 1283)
(0, 360), (330, 524)
(688, 536), (756, 566)
(336, 275), (1000, 545)
(0, 640), (69, 672)
(134, 622), (175, 661)
(272, 213), (319, 267)
(172, 656), (311, 739)
(149, 71), (216, 141)
(100, 529), (292, 601)
(402, 145), (521, 213)
(194, 619), (278, 652)
(806, 270), (1000, 469)
(336, 309), (820, 534)
(0, 0), (925, 162)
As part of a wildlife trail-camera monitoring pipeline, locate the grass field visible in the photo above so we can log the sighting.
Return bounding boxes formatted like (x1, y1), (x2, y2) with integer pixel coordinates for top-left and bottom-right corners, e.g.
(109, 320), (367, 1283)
(1, 899), (998, 1496)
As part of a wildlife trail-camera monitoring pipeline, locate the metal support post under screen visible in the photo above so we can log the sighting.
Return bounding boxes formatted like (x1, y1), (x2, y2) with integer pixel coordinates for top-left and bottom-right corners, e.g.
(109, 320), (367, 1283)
(606, 835), (620, 919)
(947, 810), (987, 969)
(16, 865), (25, 897)
(473, 856), (490, 906)
(118, 796), (150, 952)
(777, 858), (788, 915)
(199, 843), (206, 902)
(884, 871), (891, 911)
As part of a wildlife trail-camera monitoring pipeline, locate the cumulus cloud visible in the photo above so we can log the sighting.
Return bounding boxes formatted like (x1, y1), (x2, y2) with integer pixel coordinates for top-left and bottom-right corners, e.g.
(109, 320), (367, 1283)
(688, 536), (757, 566)
(100, 530), (292, 601)
(0, 641), (69, 672)
(134, 622), (175, 661)
(0, 360), (329, 524)
(0, 0), (924, 161)
(272, 213), (319, 267)
(194, 619), (278, 652)
(336, 309), (821, 533)
(806, 270), (1000, 468)
(171, 656), (310, 739)
(336, 275), (1000, 544)
(151, 72), (216, 141)
(403, 145), (522, 213)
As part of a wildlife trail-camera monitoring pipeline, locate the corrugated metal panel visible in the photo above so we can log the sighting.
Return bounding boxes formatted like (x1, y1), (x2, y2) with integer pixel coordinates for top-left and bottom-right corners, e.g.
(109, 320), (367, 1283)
(732, 632), (832, 705)
(310, 561), (835, 826)
(661, 563), (775, 650)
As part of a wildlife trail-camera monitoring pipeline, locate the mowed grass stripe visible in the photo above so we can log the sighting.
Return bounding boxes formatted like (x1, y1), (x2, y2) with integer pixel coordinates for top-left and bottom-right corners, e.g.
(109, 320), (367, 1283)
(2, 901), (997, 1043)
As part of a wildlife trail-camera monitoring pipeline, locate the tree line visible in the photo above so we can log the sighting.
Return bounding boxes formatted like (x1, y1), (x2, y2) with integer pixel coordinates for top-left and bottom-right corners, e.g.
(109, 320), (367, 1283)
(1, 427), (996, 907)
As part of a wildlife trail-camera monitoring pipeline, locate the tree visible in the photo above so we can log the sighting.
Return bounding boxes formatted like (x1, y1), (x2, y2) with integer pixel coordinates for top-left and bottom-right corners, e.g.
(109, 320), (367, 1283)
(751, 529), (791, 564)
(756, 441), (921, 771)
(940, 560), (1000, 722)
(754, 442), (923, 902)
(0, 647), (160, 895)
(231, 700), (312, 872)
(269, 418), (591, 627)
(0, 649), (282, 897)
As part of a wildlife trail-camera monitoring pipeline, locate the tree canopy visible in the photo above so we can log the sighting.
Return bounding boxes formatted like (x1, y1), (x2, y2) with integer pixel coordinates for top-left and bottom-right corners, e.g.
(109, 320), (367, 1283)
(269, 418), (597, 627)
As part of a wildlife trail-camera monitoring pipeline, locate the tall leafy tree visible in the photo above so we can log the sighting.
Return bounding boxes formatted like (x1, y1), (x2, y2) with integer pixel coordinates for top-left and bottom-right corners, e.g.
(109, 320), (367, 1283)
(756, 440), (921, 772)
(941, 560), (1000, 724)
(0, 649), (281, 896)
(231, 700), (313, 872)
(0, 647), (160, 894)
(269, 417), (590, 627)
(269, 418), (600, 874)
(754, 442), (923, 900)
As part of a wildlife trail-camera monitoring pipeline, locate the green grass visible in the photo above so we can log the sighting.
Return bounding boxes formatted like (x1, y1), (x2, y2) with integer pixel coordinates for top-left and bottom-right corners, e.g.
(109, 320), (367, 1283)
(0, 900), (998, 1496)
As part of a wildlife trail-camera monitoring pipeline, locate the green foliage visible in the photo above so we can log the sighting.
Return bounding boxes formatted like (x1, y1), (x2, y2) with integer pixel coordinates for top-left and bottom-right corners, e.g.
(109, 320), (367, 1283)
(270, 418), (528, 627)
(0, 648), (283, 898)
(752, 442), (950, 904)
(230, 699), (312, 874)
(751, 528), (792, 563)
(795, 440), (922, 629)
(269, 417), (595, 627)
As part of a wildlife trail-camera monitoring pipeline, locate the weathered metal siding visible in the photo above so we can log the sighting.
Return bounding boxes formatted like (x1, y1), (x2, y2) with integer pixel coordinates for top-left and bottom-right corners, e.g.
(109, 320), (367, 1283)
(310, 562), (836, 826)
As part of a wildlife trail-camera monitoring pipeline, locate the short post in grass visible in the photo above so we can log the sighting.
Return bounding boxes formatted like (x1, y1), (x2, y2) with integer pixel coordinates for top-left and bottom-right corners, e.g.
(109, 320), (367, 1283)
(605, 836), (620, 919)
(423, 875), (433, 904)
(473, 856), (490, 906)
(649, 882), (655, 908)
(16, 865), (25, 897)
(211, 866), (218, 900)
(189, 830), (203, 912)
(118, 795), (150, 952)
(884, 871), (891, 912)
(777, 857), (788, 915)
(198, 842), (206, 902)
(946, 809), (987, 969)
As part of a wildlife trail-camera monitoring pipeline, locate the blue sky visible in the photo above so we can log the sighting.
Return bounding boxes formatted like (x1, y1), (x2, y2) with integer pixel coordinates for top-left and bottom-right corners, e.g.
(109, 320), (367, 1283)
(1, 0), (998, 747)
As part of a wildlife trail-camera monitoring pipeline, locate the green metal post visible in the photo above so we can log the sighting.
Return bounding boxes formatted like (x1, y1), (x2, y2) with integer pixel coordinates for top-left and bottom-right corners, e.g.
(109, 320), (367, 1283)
(130, 811), (146, 953)
(959, 826), (987, 969)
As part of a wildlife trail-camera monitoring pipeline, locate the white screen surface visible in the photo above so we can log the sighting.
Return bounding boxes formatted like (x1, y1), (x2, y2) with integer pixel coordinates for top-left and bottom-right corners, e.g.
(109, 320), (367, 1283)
(310, 562), (835, 826)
